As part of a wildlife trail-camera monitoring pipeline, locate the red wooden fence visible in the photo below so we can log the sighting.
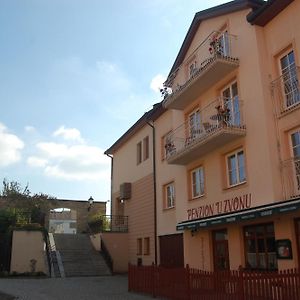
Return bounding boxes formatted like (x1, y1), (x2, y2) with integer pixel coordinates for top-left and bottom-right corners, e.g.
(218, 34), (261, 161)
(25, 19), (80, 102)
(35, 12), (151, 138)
(128, 264), (300, 300)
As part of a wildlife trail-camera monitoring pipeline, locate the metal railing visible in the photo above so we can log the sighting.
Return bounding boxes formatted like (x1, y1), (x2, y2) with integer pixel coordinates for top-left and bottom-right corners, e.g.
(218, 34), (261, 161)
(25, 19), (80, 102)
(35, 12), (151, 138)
(271, 65), (300, 116)
(164, 96), (245, 160)
(282, 157), (300, 200)
(88, 215), (128, 233)
(164, 31), (238, 96)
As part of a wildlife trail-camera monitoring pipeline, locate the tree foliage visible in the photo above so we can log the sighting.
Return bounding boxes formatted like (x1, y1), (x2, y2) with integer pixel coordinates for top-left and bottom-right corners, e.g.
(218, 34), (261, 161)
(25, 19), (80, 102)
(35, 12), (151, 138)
(0, 178), (57, 225)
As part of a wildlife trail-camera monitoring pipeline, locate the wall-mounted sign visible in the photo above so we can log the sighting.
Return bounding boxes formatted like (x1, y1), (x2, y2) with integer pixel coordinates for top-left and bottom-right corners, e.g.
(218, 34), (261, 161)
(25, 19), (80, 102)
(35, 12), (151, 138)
(187, 193), (252, 220)
(276, 239), (293, 259)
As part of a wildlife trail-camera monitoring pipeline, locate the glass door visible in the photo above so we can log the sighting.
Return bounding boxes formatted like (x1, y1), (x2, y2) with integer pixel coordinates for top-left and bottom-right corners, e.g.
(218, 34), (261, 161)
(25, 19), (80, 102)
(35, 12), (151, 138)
(188, 109), (201, 139)
(222, 82), (240, 126)
(291, 130), (300, 195)
(280, 50), (300, 108)
(213, 229), (230, 271)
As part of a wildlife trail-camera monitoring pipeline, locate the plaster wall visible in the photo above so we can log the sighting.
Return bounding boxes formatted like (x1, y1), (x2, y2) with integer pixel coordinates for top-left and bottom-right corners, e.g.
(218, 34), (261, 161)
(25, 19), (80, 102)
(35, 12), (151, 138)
(10, 230), (48, 274)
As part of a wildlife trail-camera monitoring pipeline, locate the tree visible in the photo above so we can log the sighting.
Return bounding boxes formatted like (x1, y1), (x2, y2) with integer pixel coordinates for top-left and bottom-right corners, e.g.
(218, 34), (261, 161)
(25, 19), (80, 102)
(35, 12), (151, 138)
(0, 178), (57, 225)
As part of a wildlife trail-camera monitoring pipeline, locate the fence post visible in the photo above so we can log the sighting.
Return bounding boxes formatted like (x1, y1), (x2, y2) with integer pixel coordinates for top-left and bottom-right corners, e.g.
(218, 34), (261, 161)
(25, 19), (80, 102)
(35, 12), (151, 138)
(186, 264), (191, 300)
(238, 269), (245, 300)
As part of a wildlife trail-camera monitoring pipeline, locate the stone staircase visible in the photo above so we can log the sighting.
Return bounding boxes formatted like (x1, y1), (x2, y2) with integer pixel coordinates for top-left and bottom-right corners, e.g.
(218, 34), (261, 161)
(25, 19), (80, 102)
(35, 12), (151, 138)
(52, 233), (111, 277)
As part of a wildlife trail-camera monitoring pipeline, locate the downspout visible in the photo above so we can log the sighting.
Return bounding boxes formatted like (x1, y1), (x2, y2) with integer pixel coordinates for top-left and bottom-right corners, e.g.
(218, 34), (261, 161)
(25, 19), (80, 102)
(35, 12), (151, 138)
(146, 120), (158, 265)
(105, 153), (113, 216)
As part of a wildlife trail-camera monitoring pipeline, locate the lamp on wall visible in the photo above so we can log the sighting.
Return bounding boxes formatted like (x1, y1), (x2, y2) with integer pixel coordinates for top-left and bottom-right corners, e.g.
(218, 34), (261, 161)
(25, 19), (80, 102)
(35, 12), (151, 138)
(88, 196), (94, 211)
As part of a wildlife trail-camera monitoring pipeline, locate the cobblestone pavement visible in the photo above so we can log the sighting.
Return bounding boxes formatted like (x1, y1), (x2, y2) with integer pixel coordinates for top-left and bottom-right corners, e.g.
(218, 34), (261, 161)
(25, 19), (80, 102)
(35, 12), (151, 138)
(0, 275), (153, 300)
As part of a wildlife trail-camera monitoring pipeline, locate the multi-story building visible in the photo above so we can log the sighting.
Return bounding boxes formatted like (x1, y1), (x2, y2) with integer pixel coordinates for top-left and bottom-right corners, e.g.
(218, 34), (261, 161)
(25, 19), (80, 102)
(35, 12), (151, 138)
(106, 0), (300, 271)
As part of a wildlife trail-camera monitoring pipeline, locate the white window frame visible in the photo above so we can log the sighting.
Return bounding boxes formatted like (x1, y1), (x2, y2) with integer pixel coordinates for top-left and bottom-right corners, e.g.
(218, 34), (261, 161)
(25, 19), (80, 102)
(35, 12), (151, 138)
(188, 109), (201, 138)
(226, 149), (246, 187)
(191, 166), (205, 199)
(164, 182), (175, 209)
(289, 128), (300, 194)
(278, 49), (300, 109)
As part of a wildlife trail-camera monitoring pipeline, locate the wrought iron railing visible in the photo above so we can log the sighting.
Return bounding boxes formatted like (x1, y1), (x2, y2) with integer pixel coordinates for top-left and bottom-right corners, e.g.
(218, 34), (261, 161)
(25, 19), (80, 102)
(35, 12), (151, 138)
(88, 215), (128, 233)
(164, 31), (238, 97)
(164, 96), (245, 160)
(282, 157), (300, 200)
(271, 65), (300, 116)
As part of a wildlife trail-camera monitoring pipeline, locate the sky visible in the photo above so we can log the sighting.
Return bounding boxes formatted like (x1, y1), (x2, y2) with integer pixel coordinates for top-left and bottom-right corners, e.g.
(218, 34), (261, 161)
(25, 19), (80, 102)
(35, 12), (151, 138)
(0, 0), (227, 203)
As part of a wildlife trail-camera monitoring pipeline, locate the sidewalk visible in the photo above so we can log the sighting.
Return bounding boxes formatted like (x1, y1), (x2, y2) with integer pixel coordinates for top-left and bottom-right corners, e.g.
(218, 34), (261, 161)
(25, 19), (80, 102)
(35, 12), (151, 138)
(0, 275), (153, 300)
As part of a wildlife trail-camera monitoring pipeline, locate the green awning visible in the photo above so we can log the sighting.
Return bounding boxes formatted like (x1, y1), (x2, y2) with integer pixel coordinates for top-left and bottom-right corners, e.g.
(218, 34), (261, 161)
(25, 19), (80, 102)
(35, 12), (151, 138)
(176, 197), (300, 231)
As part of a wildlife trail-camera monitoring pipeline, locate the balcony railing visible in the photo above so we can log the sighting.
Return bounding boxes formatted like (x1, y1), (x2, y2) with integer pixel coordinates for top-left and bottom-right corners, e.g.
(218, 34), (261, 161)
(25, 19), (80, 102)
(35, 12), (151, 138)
(282, 157), (300, 200)
(163, 31), (239, 110)
(164, 97), (246, 165)
(88, 215), (128, 233)
(271, 65), (300, 116)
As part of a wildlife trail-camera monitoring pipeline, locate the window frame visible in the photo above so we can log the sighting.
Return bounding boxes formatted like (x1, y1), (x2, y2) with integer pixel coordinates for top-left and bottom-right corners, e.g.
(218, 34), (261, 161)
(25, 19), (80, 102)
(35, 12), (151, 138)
(226, 148), (246, 188)
(143, 237), (150, 256)
(137, 141), (142, 165)
(190, 166), (205, 199)
(137, 238), (143, 255)
(164, 182), (175, 209)
(243, 223), (277, 271)
(143, 136), (149, 161)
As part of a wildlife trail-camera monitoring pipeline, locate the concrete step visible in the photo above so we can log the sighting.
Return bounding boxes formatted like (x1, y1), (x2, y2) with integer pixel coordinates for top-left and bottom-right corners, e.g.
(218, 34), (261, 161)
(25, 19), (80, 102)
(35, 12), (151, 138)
(52, 233), (111, 277)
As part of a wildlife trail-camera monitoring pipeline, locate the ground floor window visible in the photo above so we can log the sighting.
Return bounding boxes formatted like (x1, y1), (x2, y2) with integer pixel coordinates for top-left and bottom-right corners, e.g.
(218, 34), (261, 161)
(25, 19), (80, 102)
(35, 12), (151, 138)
(244, 223), (277, 270)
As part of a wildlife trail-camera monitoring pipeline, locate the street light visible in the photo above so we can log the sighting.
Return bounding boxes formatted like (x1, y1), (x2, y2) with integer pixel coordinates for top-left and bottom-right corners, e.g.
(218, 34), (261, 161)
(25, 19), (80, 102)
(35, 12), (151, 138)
(88, 196), (94, 211)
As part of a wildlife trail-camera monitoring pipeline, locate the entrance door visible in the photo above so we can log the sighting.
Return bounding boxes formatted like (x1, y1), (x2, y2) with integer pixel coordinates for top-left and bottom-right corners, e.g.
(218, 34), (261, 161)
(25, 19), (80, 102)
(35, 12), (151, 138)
(213, 229), (230, 271)
(295, 219), (300, 268)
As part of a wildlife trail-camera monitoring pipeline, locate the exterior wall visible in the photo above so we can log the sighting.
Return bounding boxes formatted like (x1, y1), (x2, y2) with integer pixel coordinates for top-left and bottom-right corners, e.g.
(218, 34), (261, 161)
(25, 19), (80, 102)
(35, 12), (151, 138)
(100, 232), (129, 273)
(10, 230), (48, 274)
(113, 173), (155, 266)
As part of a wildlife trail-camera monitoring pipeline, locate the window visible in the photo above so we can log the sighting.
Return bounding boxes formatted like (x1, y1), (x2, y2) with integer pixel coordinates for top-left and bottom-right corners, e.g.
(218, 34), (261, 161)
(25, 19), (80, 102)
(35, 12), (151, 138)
(137, 142), (142, 165)
(144, 237), (150, 255)
(244, 223), (277, 270)
(191, 166), (205, 198)
(290, 129), (300, 192)
(164, 182), (175, 209)
(221, 82), (240, 126)
(189, 61), (197, 78)
(279, 50), (300, 108)
(163, 132), (175, 159)
(137, 238), (142, 255)
(226, 149), (246, 186)
(188, 109), (201, 139)
(143, 136), (149, 161)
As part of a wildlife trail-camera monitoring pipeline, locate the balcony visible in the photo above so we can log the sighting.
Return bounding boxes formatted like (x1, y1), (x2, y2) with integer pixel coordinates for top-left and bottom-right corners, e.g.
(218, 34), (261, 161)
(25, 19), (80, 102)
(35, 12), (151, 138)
(282, 158), (300, 200)
(163, 31), (239, 110)
(164, 97), (246, 165)
(271, 65), (300, 117)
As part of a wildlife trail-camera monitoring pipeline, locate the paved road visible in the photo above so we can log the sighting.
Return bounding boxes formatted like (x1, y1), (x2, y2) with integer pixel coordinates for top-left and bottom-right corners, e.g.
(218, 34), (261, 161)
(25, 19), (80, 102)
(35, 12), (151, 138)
(0, 275), (153, 300)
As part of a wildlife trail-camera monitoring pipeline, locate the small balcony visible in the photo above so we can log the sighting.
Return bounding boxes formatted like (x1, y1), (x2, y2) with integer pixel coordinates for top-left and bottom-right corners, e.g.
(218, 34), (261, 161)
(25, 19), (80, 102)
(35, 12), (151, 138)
(164, 97), (246, 165)
(282, 158), (300, 200)
(163, 31), (239, 110)
(271, 65), (300, 117)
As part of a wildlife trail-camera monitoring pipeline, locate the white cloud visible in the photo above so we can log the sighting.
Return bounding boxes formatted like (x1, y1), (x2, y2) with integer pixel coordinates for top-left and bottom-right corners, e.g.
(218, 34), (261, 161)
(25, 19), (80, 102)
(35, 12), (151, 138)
(150, 74), (166, 93)
(0, 122), (24, 167)
(28, 141), (110, 181)
(53, 126), (84, 143)
(25, 125), (36, 133)
(27, 157), (48, 168)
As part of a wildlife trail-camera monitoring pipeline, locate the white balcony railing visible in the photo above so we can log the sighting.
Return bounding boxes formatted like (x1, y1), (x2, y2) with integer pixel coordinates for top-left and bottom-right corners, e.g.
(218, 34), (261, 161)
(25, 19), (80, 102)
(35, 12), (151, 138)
(164, 97), (245, 164)
(271, 65), (300, 116)
(282, 157), (300, 200)
(163, 31), (239, 109)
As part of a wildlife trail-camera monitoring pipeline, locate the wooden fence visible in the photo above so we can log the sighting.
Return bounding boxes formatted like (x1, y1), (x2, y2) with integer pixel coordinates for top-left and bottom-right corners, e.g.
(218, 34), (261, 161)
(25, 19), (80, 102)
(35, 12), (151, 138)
(128, 264), (300, 300)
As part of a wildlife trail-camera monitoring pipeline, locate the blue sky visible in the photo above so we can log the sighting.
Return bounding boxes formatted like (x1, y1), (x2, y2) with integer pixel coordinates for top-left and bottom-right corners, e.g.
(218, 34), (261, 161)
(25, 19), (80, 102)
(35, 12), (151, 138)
(0, 0), (227, 202)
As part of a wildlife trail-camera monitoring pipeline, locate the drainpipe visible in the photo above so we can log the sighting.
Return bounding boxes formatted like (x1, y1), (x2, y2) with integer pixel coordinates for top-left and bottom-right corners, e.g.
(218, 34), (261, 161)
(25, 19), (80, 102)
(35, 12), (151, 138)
(105, 153), (113, 216)
(146, 120), (158, 265)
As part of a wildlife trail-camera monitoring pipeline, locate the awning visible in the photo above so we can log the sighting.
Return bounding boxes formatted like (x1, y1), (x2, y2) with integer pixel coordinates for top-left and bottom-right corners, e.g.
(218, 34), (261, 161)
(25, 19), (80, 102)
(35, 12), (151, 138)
(176, 197), (300, 231)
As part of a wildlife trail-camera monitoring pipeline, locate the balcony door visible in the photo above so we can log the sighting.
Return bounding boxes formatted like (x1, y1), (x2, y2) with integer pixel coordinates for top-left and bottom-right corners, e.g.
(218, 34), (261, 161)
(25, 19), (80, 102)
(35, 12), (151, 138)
(280, 50), (300, 108)
(188, 109), (201, 139)
(290, 129), (300, 195)
(222, 82), (240, 126)
(213, 229), (230, 271)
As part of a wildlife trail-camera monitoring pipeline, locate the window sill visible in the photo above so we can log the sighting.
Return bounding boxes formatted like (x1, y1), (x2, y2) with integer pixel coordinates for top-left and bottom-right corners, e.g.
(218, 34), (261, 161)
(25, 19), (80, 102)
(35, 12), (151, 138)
(163, 206), (175, 212)
(223, 181), (247, 191)
(189, 194), (205, 201)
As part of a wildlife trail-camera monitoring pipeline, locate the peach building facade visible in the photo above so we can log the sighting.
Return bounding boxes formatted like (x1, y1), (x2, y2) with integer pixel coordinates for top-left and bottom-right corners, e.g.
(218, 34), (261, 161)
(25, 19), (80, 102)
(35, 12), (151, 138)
(106, 0), (300, 271)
